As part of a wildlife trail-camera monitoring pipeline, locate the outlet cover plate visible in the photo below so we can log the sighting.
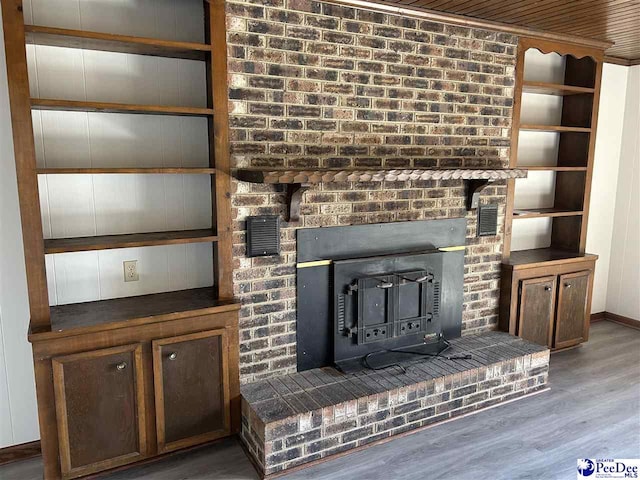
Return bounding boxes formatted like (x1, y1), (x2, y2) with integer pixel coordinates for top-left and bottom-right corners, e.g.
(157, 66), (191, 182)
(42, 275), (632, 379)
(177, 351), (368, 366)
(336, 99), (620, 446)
(124, 260), (139, 282)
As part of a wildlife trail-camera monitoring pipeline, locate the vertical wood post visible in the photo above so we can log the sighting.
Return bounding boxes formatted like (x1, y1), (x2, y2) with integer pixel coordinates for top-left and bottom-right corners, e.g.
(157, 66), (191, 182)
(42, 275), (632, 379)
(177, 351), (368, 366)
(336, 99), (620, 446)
(205, 0), (234, 300)
(580, 59), (603, 252)
(502, 38), (526, 260)
(1, 0), (50, 330)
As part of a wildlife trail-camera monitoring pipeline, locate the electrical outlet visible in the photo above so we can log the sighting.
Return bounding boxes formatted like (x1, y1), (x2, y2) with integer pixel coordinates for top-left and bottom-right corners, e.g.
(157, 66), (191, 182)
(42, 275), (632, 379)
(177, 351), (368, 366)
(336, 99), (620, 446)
(123, 260), (139, 282)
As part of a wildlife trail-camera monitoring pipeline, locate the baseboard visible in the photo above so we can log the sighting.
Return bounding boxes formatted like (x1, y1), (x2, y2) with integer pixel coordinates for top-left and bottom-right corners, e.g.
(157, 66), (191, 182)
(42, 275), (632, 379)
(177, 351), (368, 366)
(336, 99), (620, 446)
(0, 440), (41, 466)
(591, 312), (640, 330)
(606, 313), (640, 330)
(80, 436), (231, 479)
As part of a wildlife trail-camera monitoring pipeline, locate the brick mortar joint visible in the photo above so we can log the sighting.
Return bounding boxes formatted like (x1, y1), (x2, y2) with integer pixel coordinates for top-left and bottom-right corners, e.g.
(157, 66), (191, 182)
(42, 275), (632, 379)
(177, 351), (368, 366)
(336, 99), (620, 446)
(261, 386), (546, 468)
(246, 357), (549, 430)
(225, 60), (517, 80)
(225, 1), (518, 44)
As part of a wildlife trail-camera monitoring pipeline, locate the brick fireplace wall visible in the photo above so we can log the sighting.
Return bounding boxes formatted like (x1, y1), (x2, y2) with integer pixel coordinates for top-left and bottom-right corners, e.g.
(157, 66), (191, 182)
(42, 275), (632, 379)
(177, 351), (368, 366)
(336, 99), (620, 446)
(225, 0), (518, 383)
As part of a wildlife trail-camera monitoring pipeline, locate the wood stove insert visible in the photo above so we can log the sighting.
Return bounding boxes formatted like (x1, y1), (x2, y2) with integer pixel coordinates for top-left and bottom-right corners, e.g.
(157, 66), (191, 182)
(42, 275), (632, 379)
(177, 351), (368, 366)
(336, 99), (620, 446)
(297, 219), (466, 372)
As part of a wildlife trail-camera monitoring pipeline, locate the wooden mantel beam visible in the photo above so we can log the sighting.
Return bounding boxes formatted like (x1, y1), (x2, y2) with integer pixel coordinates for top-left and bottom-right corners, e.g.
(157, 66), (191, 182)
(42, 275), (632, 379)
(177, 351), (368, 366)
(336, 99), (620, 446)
(236, 169), (528, 218)
(236, 168), (527, 185)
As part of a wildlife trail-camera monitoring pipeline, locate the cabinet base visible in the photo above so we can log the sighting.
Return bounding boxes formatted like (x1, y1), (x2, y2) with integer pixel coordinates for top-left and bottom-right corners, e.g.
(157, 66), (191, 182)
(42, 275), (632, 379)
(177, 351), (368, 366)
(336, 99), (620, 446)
(550, 343), (583, 353)
(30, 308), (240, 480)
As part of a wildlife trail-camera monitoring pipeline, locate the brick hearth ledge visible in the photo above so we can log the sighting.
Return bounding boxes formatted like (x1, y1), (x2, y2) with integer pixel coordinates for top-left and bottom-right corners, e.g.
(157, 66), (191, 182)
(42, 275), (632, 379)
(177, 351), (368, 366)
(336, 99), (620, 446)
(240, 331), (550, 477)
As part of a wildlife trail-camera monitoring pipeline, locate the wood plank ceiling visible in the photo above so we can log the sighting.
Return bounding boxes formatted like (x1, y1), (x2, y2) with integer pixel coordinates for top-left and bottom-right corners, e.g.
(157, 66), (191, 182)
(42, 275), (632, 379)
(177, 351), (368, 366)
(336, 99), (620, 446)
(355, 0), (640, 64)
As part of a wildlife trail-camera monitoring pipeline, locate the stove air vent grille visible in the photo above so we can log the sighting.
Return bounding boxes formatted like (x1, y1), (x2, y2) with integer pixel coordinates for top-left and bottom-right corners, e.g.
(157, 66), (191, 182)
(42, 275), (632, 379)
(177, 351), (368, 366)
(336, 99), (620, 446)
(247, 215), (280, 257)
(478, 204), (498, 237)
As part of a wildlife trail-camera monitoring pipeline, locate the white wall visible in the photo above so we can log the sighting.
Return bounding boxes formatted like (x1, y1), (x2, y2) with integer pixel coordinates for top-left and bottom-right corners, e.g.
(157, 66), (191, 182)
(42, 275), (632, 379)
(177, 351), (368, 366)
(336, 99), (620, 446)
(606, 66), (640, 320)
(586, 64), (629, 313)
(0, 4), (39, 448)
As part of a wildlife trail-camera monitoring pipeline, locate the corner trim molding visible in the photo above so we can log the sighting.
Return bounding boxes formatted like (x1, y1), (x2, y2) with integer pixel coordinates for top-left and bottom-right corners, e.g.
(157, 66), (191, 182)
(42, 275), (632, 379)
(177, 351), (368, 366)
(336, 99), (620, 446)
(604, 56), (640, 67)
(0, 441), (41, 466)
(591, 312), (640, 330)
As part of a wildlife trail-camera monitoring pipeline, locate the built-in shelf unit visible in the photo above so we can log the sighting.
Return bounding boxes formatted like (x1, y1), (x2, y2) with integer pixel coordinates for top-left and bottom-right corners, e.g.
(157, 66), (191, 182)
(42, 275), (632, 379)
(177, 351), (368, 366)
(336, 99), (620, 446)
(5, 0), (235, 333)
(505, 39), (602, 256)
(1, 0), (239, 478)
(500, 38), (603, 352)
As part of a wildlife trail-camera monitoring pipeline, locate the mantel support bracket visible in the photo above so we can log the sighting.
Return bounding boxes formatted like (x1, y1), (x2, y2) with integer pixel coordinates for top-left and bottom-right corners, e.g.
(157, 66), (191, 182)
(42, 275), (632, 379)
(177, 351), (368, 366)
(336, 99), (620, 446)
(235, 169), (527, 217)
(465, 179), (493, 210)
(286, 184), (310, 223)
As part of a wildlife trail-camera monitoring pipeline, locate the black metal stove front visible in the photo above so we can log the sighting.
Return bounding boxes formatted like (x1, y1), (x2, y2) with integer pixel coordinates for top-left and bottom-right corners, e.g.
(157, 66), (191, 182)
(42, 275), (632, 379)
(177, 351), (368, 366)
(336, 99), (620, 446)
(333, 251), (444, 372)
(296, 219), (466, 372)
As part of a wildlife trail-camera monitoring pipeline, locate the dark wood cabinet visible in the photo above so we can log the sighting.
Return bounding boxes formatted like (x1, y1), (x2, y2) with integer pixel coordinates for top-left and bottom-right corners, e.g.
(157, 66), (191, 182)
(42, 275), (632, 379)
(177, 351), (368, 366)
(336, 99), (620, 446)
(30, 308), (240, 480)
(500, 252), (596, 350)
(153, 330), (230, 453)
(52, 344), (146, 479)
(555, 271), (591, 348)
(518, 276), (556, 346)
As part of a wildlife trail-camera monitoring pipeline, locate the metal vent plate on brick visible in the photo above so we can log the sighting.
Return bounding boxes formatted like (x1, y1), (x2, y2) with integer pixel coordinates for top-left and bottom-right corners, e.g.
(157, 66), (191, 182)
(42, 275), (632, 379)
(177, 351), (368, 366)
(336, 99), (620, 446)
(247, 216), (280, 257)
(477, 204), (498, 237)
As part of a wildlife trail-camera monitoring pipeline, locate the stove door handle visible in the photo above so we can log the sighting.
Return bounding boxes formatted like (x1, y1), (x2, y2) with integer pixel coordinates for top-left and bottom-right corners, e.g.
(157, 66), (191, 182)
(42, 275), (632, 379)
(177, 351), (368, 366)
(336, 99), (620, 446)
(376, 282), (394, 289)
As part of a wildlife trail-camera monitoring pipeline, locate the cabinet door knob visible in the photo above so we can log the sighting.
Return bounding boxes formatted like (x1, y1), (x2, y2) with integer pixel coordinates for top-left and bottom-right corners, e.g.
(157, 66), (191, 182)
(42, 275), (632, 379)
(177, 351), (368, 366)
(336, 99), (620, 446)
(116, 362), (127, 371)
(168, 352), (177, 361)
(565, 283), (571, 289)
(544, 286), (552, 291)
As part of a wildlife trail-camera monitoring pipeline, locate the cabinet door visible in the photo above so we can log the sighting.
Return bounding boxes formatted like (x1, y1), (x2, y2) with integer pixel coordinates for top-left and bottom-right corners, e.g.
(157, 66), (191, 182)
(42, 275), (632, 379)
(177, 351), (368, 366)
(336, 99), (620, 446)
(517, 276), (556, 347)
(152, 329), (230, 453)
(52, 344), (146, 479)
(555, 271), (590, 349)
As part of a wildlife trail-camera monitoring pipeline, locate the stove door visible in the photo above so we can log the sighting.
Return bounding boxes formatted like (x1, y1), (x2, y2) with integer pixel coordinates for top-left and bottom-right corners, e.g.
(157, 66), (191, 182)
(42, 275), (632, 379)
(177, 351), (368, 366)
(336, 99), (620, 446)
(333, 251), (444, 367)
(357, 274), (395, 344)
(396, 270), (434, 338)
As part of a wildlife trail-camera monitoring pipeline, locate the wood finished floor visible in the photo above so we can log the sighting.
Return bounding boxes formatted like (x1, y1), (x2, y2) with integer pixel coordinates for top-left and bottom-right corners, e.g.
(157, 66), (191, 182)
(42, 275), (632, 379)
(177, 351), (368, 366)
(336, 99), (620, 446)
(2, 320), (638, 480)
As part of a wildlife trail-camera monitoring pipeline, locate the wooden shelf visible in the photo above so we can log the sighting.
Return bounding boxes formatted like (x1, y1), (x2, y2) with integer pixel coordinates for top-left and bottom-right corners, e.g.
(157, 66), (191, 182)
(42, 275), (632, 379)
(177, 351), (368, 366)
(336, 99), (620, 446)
(36, 167), (216, 175)
(512, 208), (583, 219)
(31, 98), (214, 117)
(522, 81), (595, 96)
(44, 229), (217, 254)
(518, 166), (588, 171)
(520, 124), (591, 133)
(25, 25), (211, 60)
(504, 247), (598, 270)
(29, 288), (240, 340)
